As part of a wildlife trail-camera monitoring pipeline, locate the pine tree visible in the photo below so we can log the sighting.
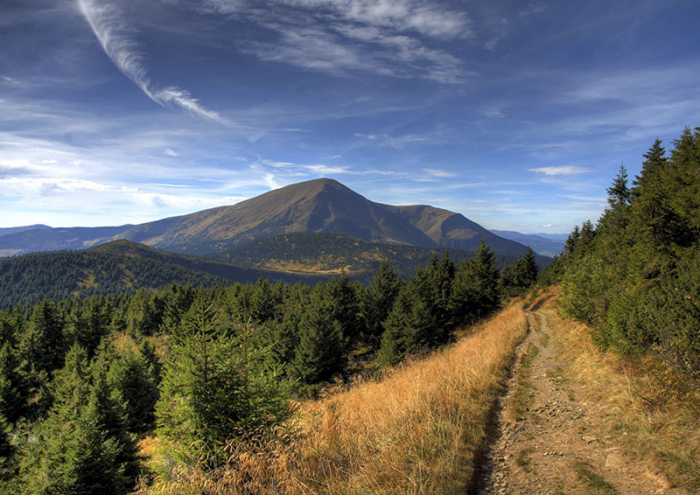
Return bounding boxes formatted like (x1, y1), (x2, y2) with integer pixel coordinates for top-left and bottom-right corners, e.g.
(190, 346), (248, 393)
(19, 345), (136, 494)
(516, 248), (539, 288)
(19, 300), (65, 376)
(377, 287), (414, 367)
(157, 289), (290, 464)
(0, 412), (13, 482)
(450, 240), (500, 324)
(108, 344), (160, 433)
(0, 342), (28, 423)
(323, 273), (362, 350)
(607, 164), (632, 210)
(361, 261), (402, 349)
(291, 293), (346, 386)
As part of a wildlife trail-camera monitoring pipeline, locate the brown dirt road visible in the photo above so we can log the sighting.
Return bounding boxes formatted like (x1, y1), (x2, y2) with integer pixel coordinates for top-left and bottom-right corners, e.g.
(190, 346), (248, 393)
(473, 305), (688, 495)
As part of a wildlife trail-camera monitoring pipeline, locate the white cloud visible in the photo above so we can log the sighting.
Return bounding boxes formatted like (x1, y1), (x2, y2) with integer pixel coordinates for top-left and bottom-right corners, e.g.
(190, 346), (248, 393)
(205, 0), (472, 83)
(303, 164), (351, 174)
(527, 166), (592, 176)
(164, 148), (179, 156)
(41, 159), (58, 164)
(423, 168), (456, 178)
(77, 0), (229, 124)
(263, 173), (280, 189)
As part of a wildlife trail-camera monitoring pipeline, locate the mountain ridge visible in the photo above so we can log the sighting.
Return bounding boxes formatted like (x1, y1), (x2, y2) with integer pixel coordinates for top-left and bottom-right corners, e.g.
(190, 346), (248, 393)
(0, 178), (535, 258)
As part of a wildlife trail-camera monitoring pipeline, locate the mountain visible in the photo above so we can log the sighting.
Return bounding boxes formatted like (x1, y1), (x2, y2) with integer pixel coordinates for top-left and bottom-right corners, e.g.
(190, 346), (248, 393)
(0, 224), (51, 238)
(531, 233), (570, 242)
(0, 225), (133, 257)
(0, 178), (534, 258)
(0, 240), (328, 308)
(209, 232), (551, 282)
(490, 230), (566, 258)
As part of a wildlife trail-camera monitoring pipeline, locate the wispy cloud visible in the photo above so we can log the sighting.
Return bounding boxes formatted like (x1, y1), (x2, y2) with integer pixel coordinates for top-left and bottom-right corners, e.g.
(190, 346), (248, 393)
(261, 159), (351, 175)
(355, 132), (428, 147)
(164, 148), (179, 157)
(77, 0), (229, 124)
(203, 0), (472, 83)
(423, 168), (455, 177)
(527, 165), (592, 176)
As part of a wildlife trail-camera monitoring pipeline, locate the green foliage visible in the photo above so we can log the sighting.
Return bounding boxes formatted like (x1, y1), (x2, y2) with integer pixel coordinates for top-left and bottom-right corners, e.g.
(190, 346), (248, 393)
(290, 290), (346, 387)
(361, 261), (402, 349)
(0, 248), (230, 309)
(20, 300), (65, 377)
(557, 127), (700, 376)
(156, 290), (291, 465)
(499, 247), (540, 298)
(109, 342), (161, 433)
(451, 240), (500, 324)
(18, 345), (138, 494)
(0, 234), (510, 488)
(0, 341), (29, 423)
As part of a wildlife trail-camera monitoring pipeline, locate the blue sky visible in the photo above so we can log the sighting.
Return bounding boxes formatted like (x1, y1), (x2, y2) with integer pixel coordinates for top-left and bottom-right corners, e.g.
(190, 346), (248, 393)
(1, 0), (698, 233)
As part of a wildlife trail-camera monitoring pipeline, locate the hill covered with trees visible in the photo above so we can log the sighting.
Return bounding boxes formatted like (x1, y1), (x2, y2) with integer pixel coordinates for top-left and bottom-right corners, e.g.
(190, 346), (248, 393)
(550, 127), (700, 376)
(0, 241), (328, 308)
(206, 232), (550, 281)
(0, 242), (540, 493)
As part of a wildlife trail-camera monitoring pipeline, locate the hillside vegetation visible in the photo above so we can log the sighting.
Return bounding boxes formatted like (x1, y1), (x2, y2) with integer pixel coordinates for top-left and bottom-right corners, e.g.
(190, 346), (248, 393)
(206, 232), (549, 281)
(140, 301), (528, 494)
(550, 127), (700, 377)
(0, 241), (542, 493)
(0, 241), (328, 308)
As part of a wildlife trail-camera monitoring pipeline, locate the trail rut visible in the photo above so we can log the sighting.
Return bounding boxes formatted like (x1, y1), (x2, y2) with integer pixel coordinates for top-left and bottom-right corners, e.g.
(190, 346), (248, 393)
(473, 308), (687, 495)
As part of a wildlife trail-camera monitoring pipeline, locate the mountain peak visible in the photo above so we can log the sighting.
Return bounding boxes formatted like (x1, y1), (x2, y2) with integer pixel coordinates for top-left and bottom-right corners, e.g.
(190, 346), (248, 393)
(0, 179), (536, 258)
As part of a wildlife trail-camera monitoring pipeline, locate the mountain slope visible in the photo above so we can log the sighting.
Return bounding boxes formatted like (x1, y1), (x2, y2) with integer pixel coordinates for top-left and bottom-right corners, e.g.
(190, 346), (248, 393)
(0, 240), (328, 308)
(0, 178), (534, 258)
(207, 232), (551, 282)
(0, 224), (51, 238)
(115, 178), (438, 253)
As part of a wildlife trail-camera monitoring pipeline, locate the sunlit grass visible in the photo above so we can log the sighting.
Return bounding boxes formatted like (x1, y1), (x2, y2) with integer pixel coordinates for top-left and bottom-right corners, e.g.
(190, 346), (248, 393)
(139, 302), (528, 494)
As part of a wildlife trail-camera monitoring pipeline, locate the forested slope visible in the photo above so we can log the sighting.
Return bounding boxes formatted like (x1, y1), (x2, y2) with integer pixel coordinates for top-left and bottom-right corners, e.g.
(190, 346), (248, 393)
(0, 241), (327, 308)
(550, 127), (700, 376)
(0, 242), (541, 493)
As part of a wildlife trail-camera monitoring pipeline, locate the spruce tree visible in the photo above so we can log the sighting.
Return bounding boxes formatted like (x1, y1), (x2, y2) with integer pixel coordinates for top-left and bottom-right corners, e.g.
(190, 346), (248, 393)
(108, 344), (160, 433)
(0, 342), (28, 423)
(157, 289), (290, 464)
(377, 287), (414, 366)
(450, 240), (500, 324)
(19, 300), (65, 376)
(362, 261), (402, 349)
(291, 294), (346, 386)
(19, 345), (136, 494)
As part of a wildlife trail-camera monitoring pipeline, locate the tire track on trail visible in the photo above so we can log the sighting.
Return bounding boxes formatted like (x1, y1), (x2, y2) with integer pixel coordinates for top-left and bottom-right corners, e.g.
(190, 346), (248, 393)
(470, 306), (684, 495)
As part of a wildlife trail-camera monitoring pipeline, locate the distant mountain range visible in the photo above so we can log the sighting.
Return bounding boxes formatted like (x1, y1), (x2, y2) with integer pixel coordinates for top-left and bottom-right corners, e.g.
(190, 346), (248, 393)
(0, 178), (542, 258)
(490, 230), (566, 257)
(0, 224), (50, 239)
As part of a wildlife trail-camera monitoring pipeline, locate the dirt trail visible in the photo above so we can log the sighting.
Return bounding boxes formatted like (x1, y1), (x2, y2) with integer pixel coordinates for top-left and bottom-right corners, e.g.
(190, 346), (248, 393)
(473, 308), (686, 495)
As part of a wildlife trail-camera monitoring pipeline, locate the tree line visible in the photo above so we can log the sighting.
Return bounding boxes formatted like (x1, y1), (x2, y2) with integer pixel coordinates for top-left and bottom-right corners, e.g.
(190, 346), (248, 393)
(0, 242), (539, 493)
(546, 127), (700, 376)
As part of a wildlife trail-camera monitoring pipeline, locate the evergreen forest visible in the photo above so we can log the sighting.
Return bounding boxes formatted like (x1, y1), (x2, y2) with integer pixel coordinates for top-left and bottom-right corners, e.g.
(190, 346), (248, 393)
(549, 127), (700, 376)
(0, 243), (539, 493)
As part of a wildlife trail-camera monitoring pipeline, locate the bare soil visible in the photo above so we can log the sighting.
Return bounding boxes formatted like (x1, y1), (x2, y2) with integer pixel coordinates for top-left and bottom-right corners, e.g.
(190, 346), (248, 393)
(473, 309), (689, 495)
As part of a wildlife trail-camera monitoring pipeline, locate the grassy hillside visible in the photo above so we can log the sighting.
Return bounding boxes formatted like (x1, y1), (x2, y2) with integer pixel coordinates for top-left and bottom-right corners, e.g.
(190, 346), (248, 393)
(138, 300), (529, 494)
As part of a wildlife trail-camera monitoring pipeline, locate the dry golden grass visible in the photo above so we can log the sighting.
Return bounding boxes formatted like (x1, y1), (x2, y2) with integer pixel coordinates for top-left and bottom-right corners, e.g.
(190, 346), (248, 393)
(139, 302), (528, 495)
(542, 290), (700, 491)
